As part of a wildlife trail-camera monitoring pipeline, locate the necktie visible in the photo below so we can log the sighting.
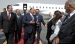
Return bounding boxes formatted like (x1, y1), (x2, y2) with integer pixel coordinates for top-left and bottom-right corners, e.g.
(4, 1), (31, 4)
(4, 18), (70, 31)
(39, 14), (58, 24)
(8, 13), (10, 20)
(64, 15), (70, 23)
(36, 15), (38, 21)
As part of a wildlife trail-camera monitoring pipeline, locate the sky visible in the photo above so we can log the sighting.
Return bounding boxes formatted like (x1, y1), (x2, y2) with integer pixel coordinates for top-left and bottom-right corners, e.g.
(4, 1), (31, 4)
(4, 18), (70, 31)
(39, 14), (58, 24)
(0, 0), (66, 12)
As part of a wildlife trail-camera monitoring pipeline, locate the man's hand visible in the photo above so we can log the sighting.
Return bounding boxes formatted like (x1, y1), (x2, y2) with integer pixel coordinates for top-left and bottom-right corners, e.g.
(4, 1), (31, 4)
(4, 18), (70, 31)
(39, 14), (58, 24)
(30, 21), (35, 24)
(45, 24), (47, 27)
(36, 21), (39, 24)
(55, 38), (59, 44)
(49, 39), (52, 43)
(0, 29), (3, 32)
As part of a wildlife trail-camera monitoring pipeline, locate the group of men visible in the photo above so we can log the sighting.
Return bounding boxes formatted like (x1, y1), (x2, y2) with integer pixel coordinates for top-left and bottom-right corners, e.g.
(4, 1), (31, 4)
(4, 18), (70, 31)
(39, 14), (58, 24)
(23, 8), (48, 44)
(0, 5), (47, 44)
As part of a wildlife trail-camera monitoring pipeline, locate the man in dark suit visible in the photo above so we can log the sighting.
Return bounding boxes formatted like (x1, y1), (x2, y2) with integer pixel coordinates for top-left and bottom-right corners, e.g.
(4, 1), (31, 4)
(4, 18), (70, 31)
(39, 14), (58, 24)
(0, 5), (16, 44)
(23, 8), (35, 44)
(56, 0), (75, 44)
(15, 9), (22, 44)
(34, 9), (47, 44)
(22, 10), (29, 28)
(3, 8), (6, 12)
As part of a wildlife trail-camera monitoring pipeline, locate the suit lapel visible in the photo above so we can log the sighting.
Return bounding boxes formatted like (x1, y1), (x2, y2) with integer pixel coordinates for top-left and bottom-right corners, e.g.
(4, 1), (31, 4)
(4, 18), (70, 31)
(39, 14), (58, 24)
(62, 14), (75, 25)
(29, 13), (32, 20)
(10, 13), (13, 20)
(18, 15), (22, 20)
(5, 12), (13, 20)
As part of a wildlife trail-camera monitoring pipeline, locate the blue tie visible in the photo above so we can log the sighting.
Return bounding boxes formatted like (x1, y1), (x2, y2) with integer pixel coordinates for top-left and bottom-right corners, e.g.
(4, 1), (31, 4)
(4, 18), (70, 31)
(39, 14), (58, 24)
(36, 15), (38, 21)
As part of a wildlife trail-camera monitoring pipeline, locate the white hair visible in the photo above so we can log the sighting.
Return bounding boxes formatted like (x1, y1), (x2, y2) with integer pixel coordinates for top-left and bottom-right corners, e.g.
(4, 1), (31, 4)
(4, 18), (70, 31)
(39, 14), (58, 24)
(68, 0), (75, 8)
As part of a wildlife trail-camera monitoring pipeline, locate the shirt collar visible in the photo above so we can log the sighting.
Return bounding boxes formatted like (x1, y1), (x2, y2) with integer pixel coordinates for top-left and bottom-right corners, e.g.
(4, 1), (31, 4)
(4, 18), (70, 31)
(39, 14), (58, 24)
(30, 13), (33, 16)
(30, 13), (32, 15)
(7, 11), (9, 14)
(70, 10), (75, 17)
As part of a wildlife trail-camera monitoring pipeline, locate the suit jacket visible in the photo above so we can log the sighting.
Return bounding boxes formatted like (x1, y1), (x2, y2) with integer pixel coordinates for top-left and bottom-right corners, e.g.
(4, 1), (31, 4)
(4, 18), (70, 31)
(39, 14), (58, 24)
(0, 12), (16, 33)
(34, 14), (45, 32)
(16, 14), (23, 30)
(58, 14), (75, 43)
(46, 19), (53, 40)
(23, 13), (35, 33)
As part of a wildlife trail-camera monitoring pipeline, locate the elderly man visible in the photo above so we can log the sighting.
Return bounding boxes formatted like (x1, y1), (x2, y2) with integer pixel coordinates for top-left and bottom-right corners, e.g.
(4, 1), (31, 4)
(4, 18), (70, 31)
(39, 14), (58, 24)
(56, 0), (75, 44)
(23, 8), (35, 44)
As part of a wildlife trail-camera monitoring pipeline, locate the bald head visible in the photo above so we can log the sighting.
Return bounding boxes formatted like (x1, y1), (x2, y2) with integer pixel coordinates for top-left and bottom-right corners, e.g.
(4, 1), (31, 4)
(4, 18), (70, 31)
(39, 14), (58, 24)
(65, 0), (75, 13)
(68, 0), (75, 8)
(30, 8), (35, 14)
(3, 8), (6, 12)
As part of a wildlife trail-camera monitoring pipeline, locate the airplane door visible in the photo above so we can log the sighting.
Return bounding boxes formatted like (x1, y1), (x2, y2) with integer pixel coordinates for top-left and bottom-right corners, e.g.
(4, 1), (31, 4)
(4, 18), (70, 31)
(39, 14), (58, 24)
(23, 4), (27, 11)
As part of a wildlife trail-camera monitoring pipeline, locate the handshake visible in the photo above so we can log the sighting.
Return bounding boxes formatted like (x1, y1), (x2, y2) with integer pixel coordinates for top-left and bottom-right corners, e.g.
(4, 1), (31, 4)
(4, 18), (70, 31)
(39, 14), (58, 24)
(0, 29), (3, 32)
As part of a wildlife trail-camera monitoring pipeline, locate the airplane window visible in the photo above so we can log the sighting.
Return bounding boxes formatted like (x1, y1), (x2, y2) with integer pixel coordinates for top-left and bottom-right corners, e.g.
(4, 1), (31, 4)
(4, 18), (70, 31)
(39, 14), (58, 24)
(46, 7), (47, 8)
(61, 7), (63, 9)
(36, 6), (38, 8)
(56, 7), (57, 9)
(49, 7), (51, 9)
(33, 6), (34, 8)
(59, 7), (60, 9)
(40, 6), (41, 8)
(52, 7), (54, 9)
(29, 6), (31, 8)
(13, 4), (19, 6)
(43, 7), (44, 8)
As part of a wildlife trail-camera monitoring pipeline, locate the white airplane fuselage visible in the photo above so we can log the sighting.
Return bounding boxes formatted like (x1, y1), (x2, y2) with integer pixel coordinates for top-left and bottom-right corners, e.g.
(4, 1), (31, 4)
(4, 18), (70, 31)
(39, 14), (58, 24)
(12, 2), (65, 15)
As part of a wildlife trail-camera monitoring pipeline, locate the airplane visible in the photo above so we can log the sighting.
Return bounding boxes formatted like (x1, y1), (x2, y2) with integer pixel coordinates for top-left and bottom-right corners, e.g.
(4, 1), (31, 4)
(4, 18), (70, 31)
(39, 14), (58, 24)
(12, 2), (65, 15)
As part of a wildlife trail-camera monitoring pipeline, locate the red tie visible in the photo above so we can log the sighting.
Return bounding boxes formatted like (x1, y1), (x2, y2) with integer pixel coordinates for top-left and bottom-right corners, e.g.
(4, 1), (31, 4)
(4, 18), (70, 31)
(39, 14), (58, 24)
(8, 13), (10, 20)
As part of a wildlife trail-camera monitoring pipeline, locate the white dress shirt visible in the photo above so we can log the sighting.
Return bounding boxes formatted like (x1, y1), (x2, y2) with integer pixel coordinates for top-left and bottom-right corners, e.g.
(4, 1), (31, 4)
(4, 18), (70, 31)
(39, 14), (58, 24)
(7, 11), (11, 17)
(30, 13), (34, 21)
(69, 10), (75, 18)
(17, 15), (20, 18)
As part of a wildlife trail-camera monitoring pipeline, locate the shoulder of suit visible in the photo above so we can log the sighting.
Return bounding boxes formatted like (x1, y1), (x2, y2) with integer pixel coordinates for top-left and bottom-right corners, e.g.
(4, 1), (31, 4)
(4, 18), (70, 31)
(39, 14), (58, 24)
(11, 12), (16, 14)
(23, 13), (28, 16)
(1, 12), (5, 14)
(24, 13), (29, 15)
(38, 14), (42, 16)
(0, 12), (6, 15)
(40, 15), (43, 17)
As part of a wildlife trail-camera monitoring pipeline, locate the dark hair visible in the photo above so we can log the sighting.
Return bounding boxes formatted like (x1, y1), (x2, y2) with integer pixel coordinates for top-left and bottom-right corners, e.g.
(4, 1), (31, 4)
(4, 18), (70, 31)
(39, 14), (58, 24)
(52, 10), (62, 25)
(3, 8), (6, 9)
(30, 8), (33, 10)
(15, 9), (20, 12)
(7, 5), (12, 9)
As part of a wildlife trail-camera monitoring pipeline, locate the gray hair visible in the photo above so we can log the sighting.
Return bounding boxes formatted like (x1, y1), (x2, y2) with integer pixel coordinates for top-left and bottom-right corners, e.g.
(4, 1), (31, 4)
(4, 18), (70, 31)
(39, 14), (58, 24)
(68, 0), (75, 8)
